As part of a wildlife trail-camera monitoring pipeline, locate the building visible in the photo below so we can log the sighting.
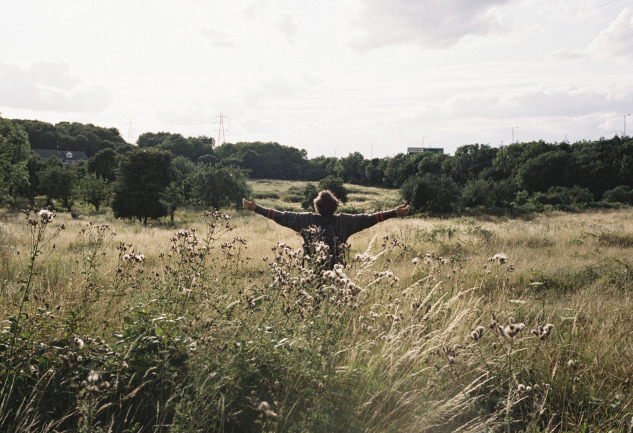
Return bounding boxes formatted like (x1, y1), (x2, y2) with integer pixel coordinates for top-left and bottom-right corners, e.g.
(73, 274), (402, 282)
(32, 149), (89, 165)
(407, 147), (444, 155)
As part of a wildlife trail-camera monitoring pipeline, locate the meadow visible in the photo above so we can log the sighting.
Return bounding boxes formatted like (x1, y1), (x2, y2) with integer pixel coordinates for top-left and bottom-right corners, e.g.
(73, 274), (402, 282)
(0, 181), (632, 432)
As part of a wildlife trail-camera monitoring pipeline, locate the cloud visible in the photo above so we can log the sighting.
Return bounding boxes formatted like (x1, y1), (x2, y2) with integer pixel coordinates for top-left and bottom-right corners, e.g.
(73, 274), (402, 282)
(277, 12), (300, 45)
(155, 102), (214, 127)
(443, 86), (633, 118)
(587, 8), (633, 60)
(548, 48), (585, 61)
(173, 26), (236, 48)
(345, 0), (511, 51)
(0, 59), (110, 113)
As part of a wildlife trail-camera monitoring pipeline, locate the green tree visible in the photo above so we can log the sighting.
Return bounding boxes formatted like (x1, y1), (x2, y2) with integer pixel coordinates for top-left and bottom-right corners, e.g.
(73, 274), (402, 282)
(603, 185), (633, 204)
(335, 152), (366, 184)
(39, 161), (76, 211)
(77, 173), (110, 212)
(400, 174), (460, 214)
(449, 144), (498, 185)
(137, 131), (174, 148)
(318, 175), (348, 203)
(190, 164), (251, 209)
(112, 149), (174, 224)
(301, 183), (319, 210)
(15, 154), (45, 205)
(515, 150), (574, 193)
(0, 118), (31, 203)
(161, 182), (185, 225)
(88, 148), (119, 182)
(364, 158), (386, 186)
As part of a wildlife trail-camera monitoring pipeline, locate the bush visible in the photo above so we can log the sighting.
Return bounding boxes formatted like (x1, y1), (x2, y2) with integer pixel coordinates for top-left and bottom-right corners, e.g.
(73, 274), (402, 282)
(301, 183), (318, 210)
(318, 176), (348, 204)
(529, 185), (594, 209)
(400, 174), (460, 214)
(190, 164), (251, 209)
(603, 185), (633, 204)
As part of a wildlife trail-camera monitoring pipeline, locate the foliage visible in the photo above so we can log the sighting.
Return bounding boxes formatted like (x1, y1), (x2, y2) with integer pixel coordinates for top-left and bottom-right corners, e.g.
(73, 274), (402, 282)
(603, 185), (633, 204)
(0, 117), (31, 203)
(112, 149), (174, 224)
(529, 185), (594, 209)
(4, 117), (633, 215)
(76, 173), (110, 212)
(318, 175), (348, 203)
(39, 161), (77, 211)
(1, 207), (633, 432)
(15, 119), (129, 156)
(161, 182), (185, 225)
(88, 148), (119, 183)
(400, 174), (460, 214)
(301, 182), (319, 210)
(213, 142), (308, 179)
(190, 164), (251, 209)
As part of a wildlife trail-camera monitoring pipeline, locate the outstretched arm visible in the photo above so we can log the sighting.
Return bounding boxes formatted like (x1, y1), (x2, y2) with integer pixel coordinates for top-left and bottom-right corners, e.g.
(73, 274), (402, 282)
(338, 204), (410, 236)
(243, 197), (257, 211)
(242, 197), (314, 232)
(394, 204), (410, 216)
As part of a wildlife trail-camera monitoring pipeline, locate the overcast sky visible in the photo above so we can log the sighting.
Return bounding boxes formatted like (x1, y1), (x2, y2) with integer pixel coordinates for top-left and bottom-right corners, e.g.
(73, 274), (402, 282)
(2, 0), (632, 158)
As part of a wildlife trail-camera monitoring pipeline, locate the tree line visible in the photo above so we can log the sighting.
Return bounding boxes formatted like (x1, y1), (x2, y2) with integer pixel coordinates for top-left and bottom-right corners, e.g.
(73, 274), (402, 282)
(2, 116), (633, 222)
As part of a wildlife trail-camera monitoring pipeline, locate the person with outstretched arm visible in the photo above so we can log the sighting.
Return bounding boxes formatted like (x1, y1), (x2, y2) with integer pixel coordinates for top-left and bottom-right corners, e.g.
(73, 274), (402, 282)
(242, 190), (409, 266)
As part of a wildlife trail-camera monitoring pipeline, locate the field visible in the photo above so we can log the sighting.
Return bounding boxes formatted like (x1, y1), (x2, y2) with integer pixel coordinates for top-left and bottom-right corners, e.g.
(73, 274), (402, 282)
(1, 182), (632, 432)
(247, 179), (401, 213)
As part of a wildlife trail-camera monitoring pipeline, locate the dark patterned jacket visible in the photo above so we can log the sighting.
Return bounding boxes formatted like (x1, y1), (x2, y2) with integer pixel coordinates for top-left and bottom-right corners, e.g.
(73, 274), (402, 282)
(254, 205), (397, 264)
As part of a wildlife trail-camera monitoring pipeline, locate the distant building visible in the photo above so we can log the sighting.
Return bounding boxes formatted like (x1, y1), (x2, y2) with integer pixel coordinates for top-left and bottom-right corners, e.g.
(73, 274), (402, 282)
(32, 149), (89, 165)
(407, 147), (444, 155)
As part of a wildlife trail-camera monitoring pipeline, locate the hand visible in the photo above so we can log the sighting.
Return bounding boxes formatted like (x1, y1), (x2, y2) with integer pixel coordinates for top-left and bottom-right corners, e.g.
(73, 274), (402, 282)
(242, 197), (256, 211)
(394, 204), (410, 216)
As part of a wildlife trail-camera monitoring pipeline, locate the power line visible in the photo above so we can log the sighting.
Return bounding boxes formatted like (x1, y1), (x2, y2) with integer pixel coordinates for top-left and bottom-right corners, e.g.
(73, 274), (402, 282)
(215, 112), (228, 146)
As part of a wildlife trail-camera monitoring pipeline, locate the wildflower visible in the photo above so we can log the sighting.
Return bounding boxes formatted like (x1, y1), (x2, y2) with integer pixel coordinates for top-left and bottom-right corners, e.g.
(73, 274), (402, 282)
(517, 384), (526, 392)
(489, 253), (508, 264)
(567, 359), (576, 368)
(87, 370), (101, 384)
(38, 209), (55, 223)
(412, 257), (419, 265)
(257, 401), (270, 412)
(532, 323), (554, 340)
(73, 337), (84, 350)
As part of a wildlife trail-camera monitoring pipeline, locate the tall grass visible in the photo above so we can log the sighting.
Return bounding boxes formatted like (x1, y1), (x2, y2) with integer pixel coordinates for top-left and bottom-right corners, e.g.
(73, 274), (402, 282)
(1, 204), (632, 432)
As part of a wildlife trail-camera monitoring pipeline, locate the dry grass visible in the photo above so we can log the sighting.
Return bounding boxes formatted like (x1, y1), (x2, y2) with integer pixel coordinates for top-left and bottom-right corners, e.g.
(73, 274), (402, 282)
(1, 194), (633, 432)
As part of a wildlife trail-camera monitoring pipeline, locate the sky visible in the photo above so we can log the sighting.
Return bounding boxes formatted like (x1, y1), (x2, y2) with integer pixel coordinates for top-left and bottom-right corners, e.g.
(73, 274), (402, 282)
(1, 0), (633, 158)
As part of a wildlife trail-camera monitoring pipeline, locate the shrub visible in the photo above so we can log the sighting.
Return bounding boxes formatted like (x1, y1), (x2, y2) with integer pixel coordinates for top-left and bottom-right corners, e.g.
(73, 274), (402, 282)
(318, 175), (348, 204)
(400, 174), (460, 214)
(301, 183), (318, 210)
(529, 185), (594, 209)
(603, 185), (633, 204)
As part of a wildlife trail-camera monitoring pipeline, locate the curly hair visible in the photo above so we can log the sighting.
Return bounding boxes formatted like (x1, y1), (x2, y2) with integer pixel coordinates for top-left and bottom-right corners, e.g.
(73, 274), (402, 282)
(313, 190), (339, 218)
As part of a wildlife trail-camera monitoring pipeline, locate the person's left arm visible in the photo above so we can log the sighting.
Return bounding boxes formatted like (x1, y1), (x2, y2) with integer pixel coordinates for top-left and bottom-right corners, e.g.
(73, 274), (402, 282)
(338, 204), (409, 236)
